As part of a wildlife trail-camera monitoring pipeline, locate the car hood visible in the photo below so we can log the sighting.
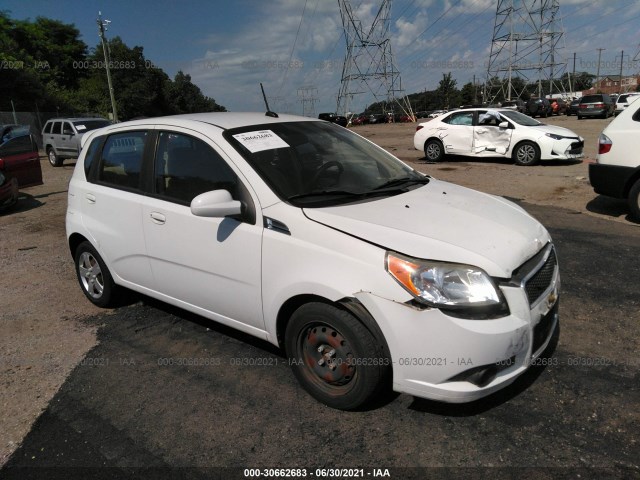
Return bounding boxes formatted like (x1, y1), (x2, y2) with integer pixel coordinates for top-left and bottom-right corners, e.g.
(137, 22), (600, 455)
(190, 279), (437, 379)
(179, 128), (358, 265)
(303, 179), (549, 278)
(530, 124), (581, 139)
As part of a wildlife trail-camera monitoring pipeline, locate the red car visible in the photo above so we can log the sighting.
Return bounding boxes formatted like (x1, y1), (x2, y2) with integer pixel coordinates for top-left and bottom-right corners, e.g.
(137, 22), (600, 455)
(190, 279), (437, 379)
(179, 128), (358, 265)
(0, 128), (43, 210)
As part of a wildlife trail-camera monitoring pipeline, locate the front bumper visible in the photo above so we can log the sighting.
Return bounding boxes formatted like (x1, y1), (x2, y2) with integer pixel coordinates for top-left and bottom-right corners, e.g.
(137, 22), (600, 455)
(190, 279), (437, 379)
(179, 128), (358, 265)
(355, 247), (560, 403)
(542, 137), (584, 160)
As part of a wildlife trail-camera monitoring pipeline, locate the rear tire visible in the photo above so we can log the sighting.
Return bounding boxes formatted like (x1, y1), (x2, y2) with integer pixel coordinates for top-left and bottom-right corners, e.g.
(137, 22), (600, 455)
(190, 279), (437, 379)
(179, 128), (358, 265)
(285, 303), (389, 410)
(74, 241), (118, 307)
(628, 179), (640, 221)
(424, 138), (444, 162)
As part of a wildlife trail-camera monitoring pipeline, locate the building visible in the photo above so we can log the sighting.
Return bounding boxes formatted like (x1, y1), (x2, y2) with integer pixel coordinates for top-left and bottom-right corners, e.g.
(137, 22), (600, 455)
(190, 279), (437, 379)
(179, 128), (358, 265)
(582, 75), (640, 95)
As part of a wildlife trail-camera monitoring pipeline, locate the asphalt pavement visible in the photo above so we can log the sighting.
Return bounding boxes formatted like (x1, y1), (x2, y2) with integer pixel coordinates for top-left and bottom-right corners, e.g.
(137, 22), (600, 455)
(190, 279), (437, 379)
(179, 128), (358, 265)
(2, 203), (639, 480)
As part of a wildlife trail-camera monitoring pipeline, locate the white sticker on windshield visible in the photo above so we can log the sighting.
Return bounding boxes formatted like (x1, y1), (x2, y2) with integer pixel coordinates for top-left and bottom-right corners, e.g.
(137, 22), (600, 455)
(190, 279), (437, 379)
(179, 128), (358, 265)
(75, 124), (87, 130)
(232, 130), (289, 153)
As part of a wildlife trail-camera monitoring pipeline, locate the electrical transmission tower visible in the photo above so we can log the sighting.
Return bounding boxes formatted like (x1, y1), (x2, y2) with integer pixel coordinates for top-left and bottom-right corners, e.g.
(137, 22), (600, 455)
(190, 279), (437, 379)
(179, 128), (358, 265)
(297, 86), (319, 117)
(336, 0), (413, 118)
(484, 0), (567, 104)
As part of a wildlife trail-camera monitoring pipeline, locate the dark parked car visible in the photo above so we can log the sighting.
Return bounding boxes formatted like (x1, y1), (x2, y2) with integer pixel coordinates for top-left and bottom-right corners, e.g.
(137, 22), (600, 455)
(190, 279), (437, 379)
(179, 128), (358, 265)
(317, 113), (348, 127)
(577, 94), (615, 119)
(368, 113), (386, 124)
(0, 128), (43, 210)
(526, 97), (552, 118)
(566, 99), (581, 116)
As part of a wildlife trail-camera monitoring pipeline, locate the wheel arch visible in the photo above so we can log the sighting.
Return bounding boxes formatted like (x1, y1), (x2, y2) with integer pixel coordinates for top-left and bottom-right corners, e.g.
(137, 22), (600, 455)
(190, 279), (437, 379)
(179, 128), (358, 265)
(68, 232), (90, 259)
(623, 166), (640, 198)
(275, 294), (392, 364)
(511, 139), (541, 158)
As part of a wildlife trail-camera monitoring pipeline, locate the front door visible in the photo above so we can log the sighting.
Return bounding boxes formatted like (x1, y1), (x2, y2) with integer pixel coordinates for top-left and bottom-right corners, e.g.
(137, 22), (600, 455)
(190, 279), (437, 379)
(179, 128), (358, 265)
(473, 111), (513, 155)
(142, 129), (264, 334)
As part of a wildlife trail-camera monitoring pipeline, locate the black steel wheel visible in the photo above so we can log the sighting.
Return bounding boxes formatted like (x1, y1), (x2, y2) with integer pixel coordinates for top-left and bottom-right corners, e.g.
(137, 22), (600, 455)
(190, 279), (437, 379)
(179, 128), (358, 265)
(285, 303), (388, 410)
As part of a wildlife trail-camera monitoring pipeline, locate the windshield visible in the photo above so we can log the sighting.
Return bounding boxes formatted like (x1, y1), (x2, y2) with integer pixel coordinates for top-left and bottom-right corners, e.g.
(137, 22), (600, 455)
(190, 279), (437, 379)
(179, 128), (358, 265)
(500, 110), (542, 126)
(225, 121), (426, 207)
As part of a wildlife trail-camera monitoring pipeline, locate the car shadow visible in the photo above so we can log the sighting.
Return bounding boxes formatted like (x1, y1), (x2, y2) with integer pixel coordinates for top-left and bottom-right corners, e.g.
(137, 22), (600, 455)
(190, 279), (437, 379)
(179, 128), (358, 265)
(407, 321), (560, 416)
(417, 155), (583, 167)
(0, 192), (44, 216)
(586, 195), (639, 224)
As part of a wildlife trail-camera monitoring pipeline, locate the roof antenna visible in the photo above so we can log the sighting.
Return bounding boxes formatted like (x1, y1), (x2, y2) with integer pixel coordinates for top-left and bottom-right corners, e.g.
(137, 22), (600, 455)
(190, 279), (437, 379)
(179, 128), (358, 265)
(260, 83), (279, 118)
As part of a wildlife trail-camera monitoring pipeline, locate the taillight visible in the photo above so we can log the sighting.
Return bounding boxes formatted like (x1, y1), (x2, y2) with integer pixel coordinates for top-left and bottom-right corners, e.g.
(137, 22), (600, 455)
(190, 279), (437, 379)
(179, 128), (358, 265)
(579, 104), (587, 109)
(598, 133), (612, 155)
(594, 103), (604, 108)
(416, 125), (423, 131)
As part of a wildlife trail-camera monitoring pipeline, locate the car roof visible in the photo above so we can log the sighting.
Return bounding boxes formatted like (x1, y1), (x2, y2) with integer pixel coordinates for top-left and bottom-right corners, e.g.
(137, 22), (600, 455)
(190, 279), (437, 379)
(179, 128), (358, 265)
(98, 112), (319, 131)
(45, 117), (108, 122)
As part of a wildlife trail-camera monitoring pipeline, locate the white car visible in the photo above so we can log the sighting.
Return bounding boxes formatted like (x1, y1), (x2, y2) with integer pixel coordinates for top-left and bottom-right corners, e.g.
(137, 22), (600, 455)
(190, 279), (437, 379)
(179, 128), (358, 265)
(614, 92), (640, 116)
(589, 99), (640, 220)
(67, 112), (560, 410)
(414, 108), (584, 166)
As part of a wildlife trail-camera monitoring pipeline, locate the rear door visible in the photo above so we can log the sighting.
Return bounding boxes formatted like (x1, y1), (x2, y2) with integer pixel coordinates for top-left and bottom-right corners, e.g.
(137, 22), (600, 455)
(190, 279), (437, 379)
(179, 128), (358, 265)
(437, 111), (474, 154)
(80, 129), (154, 289)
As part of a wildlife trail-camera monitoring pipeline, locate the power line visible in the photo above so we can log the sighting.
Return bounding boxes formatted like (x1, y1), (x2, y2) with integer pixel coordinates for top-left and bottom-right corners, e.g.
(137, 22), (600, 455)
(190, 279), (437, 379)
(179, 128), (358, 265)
(277, 0), (309, 96)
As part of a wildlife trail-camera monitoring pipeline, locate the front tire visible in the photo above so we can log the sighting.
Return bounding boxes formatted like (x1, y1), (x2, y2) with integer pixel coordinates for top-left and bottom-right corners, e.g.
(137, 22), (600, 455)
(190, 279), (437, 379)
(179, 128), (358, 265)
(74, 241), (118, 307)
(424, 138), (444, 162)
(285, 303), (388, 410)
(628, 179), (640, 221)
(48, 148), (62, 167)
(513, 141), (541, 166)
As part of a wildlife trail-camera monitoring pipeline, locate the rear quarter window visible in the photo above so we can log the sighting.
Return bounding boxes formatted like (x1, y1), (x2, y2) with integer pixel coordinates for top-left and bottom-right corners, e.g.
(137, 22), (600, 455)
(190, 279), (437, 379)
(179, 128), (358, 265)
(83, 136), (104, 178)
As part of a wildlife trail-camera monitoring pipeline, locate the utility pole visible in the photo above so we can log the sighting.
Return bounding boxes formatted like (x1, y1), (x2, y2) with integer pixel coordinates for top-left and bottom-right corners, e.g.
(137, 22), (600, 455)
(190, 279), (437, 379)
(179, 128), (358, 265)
(618, 50), (624, 93)
(595, 48), (605, 93)
(97, 12), (118, 123)
(297, 86), (318, 117)
(571, 52), (576, 95)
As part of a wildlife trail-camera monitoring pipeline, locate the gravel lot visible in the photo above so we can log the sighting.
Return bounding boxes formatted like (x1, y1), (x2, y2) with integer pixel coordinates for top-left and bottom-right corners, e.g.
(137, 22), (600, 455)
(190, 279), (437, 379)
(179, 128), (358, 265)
(0, 113), (638, 472)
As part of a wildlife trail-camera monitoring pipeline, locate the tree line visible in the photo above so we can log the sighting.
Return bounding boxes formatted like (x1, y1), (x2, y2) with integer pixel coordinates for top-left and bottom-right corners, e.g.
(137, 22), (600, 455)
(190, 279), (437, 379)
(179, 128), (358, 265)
(364, 70), (599, 115)
(0, 11), (226, 119)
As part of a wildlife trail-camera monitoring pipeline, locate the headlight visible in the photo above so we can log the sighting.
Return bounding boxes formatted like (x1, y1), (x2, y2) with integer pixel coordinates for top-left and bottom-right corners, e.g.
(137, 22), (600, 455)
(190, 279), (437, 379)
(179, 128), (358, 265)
(386, 252), (502, 308)
(545, 133), (564, 140)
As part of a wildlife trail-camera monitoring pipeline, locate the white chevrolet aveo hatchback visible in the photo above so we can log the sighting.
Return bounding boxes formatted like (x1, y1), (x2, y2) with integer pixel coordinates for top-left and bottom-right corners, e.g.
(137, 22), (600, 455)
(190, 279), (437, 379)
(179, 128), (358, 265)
(67, 112), (560, 410)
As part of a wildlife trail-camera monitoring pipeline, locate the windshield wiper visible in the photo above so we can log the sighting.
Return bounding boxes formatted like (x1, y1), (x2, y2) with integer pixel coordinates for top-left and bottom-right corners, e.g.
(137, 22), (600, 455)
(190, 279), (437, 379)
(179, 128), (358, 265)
(373, 176), (430, 190)
(287, 190), (364, 201)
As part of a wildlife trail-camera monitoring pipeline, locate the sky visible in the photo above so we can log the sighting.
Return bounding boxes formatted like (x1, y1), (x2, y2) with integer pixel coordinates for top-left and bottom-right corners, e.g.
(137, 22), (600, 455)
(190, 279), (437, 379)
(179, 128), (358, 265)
(4, 0), (640, 114)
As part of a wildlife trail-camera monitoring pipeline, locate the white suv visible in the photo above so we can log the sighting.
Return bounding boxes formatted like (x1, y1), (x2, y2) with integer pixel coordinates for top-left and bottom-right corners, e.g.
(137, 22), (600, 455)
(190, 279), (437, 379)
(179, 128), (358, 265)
(614, 92), (640, 116)
(590, 100), (640, 219)
(66, 112), (560, 409)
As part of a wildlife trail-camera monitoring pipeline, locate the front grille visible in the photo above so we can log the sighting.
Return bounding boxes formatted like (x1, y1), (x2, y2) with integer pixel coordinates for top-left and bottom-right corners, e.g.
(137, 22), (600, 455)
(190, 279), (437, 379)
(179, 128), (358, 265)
(532, 303), (558, 354)
(569, 141), (584, 154)
(524, 248), (557, 305)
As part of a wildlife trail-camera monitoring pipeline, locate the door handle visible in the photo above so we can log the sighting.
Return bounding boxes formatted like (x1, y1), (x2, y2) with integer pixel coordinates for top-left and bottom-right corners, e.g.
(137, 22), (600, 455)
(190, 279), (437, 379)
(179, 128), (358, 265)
(476, 128), (487, 134)
(85, 193), (96, 204)
(149, 212), (166, 225)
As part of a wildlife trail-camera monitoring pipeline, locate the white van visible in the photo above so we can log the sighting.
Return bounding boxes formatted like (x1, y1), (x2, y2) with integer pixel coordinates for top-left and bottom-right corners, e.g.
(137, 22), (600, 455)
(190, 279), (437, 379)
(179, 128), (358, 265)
(66, 112), (560, 410)
(589, 97), (640, 220)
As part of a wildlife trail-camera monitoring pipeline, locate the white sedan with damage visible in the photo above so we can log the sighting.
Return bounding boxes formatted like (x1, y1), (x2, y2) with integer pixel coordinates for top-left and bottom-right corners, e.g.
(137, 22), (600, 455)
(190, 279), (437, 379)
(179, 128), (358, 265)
(414, 108), (584, 166)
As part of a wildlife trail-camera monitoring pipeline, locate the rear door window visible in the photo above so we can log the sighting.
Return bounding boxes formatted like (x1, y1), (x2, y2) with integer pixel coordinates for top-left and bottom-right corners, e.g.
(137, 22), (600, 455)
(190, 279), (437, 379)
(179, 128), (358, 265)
(98, 131), (148, 191)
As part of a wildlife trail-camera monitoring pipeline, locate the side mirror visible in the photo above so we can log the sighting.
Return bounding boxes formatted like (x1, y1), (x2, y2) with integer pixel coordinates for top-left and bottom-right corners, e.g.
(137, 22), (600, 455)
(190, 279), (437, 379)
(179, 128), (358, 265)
(63, 129), (74, 136)
(498, 121), (509, 129)
(191, 189), (242, 218)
